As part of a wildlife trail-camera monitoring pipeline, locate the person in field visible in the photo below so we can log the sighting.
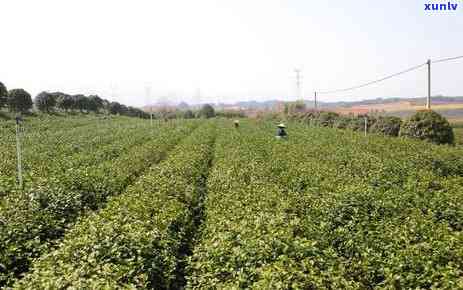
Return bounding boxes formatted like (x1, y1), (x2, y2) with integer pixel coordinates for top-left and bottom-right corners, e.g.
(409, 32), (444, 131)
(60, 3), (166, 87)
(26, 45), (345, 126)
(234, 120), (239, 128)
(276, 123), (288, 139)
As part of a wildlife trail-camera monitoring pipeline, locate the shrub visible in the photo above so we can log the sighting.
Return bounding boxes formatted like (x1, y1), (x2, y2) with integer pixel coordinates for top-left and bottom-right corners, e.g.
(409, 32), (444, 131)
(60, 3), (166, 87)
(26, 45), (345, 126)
(346, 115), (376, 132)
(199, 104), (215, 118)
(7, 89), (33, 113)
(400, 110), (454, 145)
(370, 116), (402, 136)
(318, 111), (339, 127)
(333, 116), (352, 129)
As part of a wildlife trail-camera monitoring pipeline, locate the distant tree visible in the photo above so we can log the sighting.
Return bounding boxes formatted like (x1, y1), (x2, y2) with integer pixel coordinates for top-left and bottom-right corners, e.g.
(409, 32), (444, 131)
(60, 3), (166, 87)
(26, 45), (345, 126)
(7, 88), (33, 113)
(126, 106), (140, 117)
(183, 109), (195, 119)
(119, 104), (128, 116)
(72, 95), (89, 112)
(35, 92), (57, 113)
(109, 102), (122, 115)
(400, 110), (454, 145)
(87, 95), (104, 113)
(199, 104), (215, 118)
(0, 82), (7, 108)
(55, 93), (74, 112)
(101, 99), (111, 114)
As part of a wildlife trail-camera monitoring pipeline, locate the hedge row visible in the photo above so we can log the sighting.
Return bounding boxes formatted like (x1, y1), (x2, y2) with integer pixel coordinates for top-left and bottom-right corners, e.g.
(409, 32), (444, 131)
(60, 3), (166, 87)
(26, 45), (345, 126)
(0, 119), (156, 196)
(0, 121), (197, 287)
(288, 110), (454, 144)
(14, 121), (216, 289)
(187, 120), (463, 289)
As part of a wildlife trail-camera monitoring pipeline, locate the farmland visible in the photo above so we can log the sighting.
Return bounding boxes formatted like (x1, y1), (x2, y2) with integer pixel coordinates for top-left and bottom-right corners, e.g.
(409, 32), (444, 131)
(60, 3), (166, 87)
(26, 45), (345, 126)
(1, 116), (463, 289)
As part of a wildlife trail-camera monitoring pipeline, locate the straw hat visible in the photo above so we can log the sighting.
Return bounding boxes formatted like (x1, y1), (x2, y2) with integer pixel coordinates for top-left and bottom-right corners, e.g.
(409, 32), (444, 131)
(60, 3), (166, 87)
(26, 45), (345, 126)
(277, 123), (286, 128)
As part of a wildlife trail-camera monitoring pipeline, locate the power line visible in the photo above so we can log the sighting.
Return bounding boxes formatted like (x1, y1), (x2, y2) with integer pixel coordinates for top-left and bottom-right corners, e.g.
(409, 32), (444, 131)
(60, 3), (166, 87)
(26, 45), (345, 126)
(318, 62), (427, 95)
(432, 55), (463, 64)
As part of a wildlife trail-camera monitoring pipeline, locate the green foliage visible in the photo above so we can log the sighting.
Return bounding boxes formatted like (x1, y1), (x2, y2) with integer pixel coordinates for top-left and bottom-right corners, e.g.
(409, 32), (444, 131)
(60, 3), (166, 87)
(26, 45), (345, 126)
(346, 114), (376, 132)
(55, 92), (73, 112)
(7, 89), (33, 113)
(400, 110), (454, 145)
(0, 120), (197, 287)
(109, 101), (123, 115)
(199, 104), (215, 118)
(0, 81), (7, 108)
(2, 119), (463, 288)
(15, 123), (216, 289)
(34, 92), (57, 113)
(86, 95), (104, 112)
(183, 109), (195, 119)
(333, 115), (352, 129)
(215, 110), (246, 118)
(318, 111), (340, 127)
(186, 121), (463, 289)
(370, 116), (402, 136)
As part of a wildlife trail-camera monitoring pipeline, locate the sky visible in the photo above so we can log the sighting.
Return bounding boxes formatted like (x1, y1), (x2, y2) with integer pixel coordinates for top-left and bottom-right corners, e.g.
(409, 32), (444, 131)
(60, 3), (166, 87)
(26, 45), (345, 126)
(1, 0), (462, 107)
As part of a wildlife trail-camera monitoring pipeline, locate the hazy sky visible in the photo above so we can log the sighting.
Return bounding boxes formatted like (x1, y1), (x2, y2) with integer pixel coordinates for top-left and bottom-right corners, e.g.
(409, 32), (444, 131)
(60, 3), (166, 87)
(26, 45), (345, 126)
(1, 0), (462, 106)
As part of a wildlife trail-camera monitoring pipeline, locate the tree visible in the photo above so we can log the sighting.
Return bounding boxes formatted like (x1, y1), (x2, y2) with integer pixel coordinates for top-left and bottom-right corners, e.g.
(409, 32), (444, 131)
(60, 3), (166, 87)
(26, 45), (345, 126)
(35, 92), (57, 113)
(7, 89), (33, 113)
(109, 102), (122, 115)
(72, 95), (89, 112)
(183, 110), (195, 119)
(400, 110), (454, 145)
(101, 99), (111, 114)
(55, 93), (74, 112)
(199, 104), (215, 118)
(0, 82), (7, 108)
(87, 95), (104, 113)
(119, 104), (128, 116)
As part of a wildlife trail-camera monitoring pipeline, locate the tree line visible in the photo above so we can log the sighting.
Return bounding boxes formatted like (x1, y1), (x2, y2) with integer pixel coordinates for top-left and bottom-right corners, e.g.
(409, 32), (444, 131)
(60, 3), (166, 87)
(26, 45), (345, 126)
(0, 81), (246, 120)
(0, 81), (148, 118)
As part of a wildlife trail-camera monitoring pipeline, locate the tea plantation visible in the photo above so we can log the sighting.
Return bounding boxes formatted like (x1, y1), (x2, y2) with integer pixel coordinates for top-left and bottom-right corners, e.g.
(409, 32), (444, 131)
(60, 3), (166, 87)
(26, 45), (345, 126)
(1, 116), (462, 289)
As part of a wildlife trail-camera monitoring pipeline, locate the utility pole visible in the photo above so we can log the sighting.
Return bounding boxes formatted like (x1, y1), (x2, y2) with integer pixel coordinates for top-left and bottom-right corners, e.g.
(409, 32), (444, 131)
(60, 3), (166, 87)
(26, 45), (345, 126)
(426, 59), (431, 110)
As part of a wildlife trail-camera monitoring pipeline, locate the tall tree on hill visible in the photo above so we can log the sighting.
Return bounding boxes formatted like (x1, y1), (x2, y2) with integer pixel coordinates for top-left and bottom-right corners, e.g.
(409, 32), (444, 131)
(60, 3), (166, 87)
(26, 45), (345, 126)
(7, 89), (33, 113)
(35, 92), (57, 113)
(0, 82), (7, 108)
